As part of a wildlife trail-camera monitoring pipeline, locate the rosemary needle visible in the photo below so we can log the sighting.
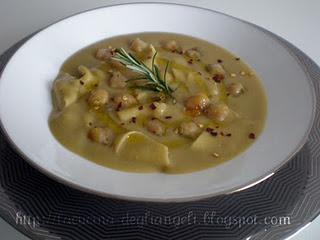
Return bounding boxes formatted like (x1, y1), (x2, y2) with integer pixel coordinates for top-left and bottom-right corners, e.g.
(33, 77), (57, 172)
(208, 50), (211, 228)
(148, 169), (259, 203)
(111, 48), (175, 98)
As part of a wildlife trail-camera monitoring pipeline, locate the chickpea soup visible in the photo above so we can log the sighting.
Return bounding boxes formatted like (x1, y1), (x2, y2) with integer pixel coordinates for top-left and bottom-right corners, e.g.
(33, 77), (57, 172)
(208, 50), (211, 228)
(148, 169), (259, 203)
(49, 33), (267, 173)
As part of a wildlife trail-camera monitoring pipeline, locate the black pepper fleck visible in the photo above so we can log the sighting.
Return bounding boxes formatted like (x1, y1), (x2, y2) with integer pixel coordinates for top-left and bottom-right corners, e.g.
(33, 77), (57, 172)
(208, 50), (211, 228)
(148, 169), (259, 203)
(210, 132), (218, 137)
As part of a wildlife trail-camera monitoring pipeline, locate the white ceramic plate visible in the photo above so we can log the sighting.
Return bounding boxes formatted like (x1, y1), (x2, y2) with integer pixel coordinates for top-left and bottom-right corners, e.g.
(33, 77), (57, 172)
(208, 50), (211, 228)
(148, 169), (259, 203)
(0, 3), (315, 202)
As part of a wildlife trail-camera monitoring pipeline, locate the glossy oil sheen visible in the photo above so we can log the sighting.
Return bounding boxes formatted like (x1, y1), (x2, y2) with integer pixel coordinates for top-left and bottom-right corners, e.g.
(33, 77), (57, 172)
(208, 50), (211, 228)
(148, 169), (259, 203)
(49, 32), (267, 173)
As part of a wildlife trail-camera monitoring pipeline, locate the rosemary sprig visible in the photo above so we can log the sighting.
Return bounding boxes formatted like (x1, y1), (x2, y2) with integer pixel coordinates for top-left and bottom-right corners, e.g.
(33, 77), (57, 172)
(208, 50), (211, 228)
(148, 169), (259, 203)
(111, 48), (175, 98)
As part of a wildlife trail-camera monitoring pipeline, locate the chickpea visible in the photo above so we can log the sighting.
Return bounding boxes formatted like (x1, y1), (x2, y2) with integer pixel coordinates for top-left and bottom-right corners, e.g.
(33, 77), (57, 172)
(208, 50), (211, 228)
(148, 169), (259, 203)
(185, 48), (201, 60)
(109, 59), (126, 70)
(109, 71), (127, 88)
(113, 93), (137, 110)
(96, 48), (113, 61)
(162, 40), (178, 51)
(206, 103), (230, 122)
(151, 92), (167, 102)
(144, 44), (156, 59)
(152, 102), (167, 118)
(146, 119), (165, 136)
(130, 38), (148, 52)
(206, 63), (226, 76)
(179, 122), (201, 139)
(88, 127), (114, 145)
(87, 89), (109, 108)
(227, 83), (244, 97)
(185, 93), (209, 116)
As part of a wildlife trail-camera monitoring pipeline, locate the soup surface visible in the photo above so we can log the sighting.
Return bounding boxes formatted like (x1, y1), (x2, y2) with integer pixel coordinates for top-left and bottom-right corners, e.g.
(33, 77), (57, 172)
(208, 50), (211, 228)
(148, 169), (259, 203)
(49, 32), (267, 173)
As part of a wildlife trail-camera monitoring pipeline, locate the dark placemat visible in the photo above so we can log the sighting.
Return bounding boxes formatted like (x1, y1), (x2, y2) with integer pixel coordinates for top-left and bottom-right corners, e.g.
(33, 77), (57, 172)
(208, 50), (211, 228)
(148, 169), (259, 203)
(0, 19), (319, 240)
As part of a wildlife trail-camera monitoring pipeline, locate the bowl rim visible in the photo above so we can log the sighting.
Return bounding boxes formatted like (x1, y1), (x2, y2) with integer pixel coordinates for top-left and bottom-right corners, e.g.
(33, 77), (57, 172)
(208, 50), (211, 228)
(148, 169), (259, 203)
(0, 2), (316, 203)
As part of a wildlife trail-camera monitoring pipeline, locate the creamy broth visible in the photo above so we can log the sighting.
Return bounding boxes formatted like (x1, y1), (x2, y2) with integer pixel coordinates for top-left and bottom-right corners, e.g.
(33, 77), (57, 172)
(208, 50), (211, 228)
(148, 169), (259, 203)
(49, 32), (267, 173)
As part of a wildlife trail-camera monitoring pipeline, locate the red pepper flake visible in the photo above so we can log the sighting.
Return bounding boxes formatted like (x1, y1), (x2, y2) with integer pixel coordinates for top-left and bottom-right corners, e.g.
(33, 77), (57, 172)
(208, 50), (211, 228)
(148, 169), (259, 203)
(206, 127), (214, 133)
(116, 102), (122, 111)
(120, 122), (125, 126)
(226, 133), (232, 137)
(206, 128), (218, 137)
(215, 126), (219, 129)
(138, 105), (144, 110)
(212, 74), (225, 83)
(151, 117), (157, 120)
(149, 103), (157, 110)
(235, 57), (240, 61)
(249, 133), (256, 139)
(80, 80), (84, 85)
(187, 59), (193, 64)
(220, 132), (225, 136)
(131, 117), (137, 123)
(217, 59), (223, 63)
(165, 116), (172, 119)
